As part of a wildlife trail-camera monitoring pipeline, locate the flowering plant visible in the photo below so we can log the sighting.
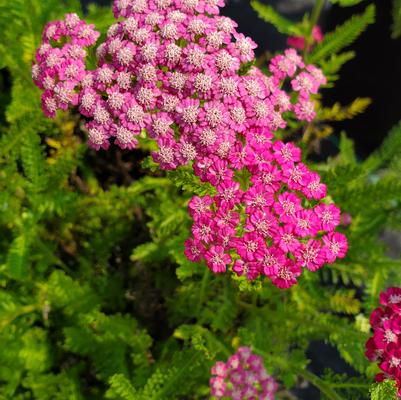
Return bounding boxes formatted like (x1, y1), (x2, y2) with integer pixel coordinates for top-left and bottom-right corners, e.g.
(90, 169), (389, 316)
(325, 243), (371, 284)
(0, 0), (400, 399)
(32, 0), (348, 290)
(210, 347), (278, 399)
(366, 288), (401, 396)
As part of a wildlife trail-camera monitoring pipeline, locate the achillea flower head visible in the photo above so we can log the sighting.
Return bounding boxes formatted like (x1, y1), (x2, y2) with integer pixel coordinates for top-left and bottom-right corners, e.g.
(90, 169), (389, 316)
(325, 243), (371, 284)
(210, 347), (277, 399)
(33, 0), (347, 289)
(33, 14), (99, 118)
(366, 287), (401, 396)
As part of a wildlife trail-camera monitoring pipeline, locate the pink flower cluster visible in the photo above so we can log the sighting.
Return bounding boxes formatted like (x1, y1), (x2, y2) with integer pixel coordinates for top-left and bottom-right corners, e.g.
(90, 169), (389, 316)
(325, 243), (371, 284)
(32, 0), (348, 289)
(366, 287), (401, 396)
(185, 140), (348, 288)
(210, 347), (277, 399)
(32, 13), (99, 118)
(287, 26), (323, 51)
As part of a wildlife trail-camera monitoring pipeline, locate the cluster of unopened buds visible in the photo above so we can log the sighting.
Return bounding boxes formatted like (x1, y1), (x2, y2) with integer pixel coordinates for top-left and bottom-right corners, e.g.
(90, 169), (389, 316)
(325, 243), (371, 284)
(33, 0), (348, 288)
(210, 346), (277, 399)
(366, 287), (401, 396)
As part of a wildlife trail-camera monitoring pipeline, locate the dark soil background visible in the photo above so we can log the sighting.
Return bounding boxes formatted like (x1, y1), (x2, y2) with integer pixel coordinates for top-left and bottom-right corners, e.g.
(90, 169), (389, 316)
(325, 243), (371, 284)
(79, 1), (401, 398)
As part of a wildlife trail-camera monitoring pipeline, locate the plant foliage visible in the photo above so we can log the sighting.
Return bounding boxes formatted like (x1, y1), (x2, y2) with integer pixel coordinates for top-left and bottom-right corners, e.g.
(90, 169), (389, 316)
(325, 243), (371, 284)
(0, 1), (400, 400)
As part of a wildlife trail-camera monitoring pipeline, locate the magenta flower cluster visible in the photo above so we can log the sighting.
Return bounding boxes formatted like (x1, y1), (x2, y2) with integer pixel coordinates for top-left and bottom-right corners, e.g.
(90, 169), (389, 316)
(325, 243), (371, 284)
(32, 0), (348, 289)
(32, 13), (99, 118)
(365, 287), (401, 396)
(210, 347), (277, 399)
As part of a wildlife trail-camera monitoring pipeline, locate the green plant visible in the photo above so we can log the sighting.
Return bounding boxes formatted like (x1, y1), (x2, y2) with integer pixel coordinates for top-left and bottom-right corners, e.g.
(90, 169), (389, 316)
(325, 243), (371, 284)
(0, 1), (400, 399)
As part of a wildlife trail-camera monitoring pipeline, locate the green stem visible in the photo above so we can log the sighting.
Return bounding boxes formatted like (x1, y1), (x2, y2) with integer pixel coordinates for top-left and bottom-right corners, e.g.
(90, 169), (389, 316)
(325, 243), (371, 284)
(252, 348), (345, 400)
(205, 330), (232, 358)
(196, 268), (210, 319)
(302, 122), (314, 144)
(331, 383), (369, 389)
(298, 369), (346, 400)
(304, 0), (325, 57)
(0, 304), (39, 330)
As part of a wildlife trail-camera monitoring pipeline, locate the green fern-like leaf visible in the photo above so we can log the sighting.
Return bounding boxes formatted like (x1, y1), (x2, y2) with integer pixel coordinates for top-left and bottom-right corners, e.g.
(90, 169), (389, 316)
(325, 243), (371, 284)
(328, 0), (364, 6)
(328, 323), (369, 373)
(5, 234), (29, 280)
(106, 374), (138, 400)
(45, 270), (100, 314)
(336, 179), (401, 213)
(131, 242), (166, 264)
(370, 379), (398, 400)
(319, 51), (356, 82)
(140, 350), (202, 400)
(363, 121), (401, 172)
(320, 164), (362, 193)
(339, 131), (357, 165)
(309, 5), (375, 63)
(168, 234), (199, 281)
(320, 371), (369, 400)
(250, 1), (301, 36)
(20, 127), (48, 193)
(319, 98), (371, 122)
(330, 290), (361, 315)
(392, 0), (401, 38)
(322, 263), (367, 287)
(167, 167), (216, 196)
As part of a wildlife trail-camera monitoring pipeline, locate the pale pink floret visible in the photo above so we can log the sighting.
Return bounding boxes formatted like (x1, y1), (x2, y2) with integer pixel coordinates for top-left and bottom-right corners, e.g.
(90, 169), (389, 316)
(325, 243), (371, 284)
(210, 347), (278, 399)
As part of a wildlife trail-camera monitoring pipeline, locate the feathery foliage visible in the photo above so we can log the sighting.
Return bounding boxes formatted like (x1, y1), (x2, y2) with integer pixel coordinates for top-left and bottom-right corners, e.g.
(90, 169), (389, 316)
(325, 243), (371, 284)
(328, 0), (364, 6)
(370, 380), (398, 400)
(309, 5), (376, 64)
(250, 0), (302, 36)
(0, 1), (400, 400)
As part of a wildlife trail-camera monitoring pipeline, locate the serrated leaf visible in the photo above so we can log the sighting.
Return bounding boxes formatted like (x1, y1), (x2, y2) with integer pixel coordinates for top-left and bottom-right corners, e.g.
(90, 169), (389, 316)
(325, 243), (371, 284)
(106, 374), (138, 400)
(250, 1), (301, 36)
(6, 234), (29, 280)
(370, 379), (398, 400)
(339, 132), (357, 165)
(329, 0), (364, 6)
(319, 98), (371, 122)
(167, 167), (215, 196)
(363, 121), (401, 172)
(320, 51), (356, 81)
(309, 5), (375, 63)
(330, 290), (361, 314)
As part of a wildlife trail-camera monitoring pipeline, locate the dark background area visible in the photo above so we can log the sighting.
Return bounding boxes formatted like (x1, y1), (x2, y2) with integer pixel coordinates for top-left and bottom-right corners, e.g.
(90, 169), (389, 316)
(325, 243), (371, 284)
(79, 1), (400, 398)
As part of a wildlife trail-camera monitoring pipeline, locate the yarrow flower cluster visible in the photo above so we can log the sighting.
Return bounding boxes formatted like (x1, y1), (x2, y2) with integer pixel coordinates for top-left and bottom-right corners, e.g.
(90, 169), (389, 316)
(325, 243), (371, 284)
(185, 140), (348, 288)
(32, 13), (99, 118)
(210, 347), (277, 399)
(33, 0), (348, 289)
(366, 287), (401, 396)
